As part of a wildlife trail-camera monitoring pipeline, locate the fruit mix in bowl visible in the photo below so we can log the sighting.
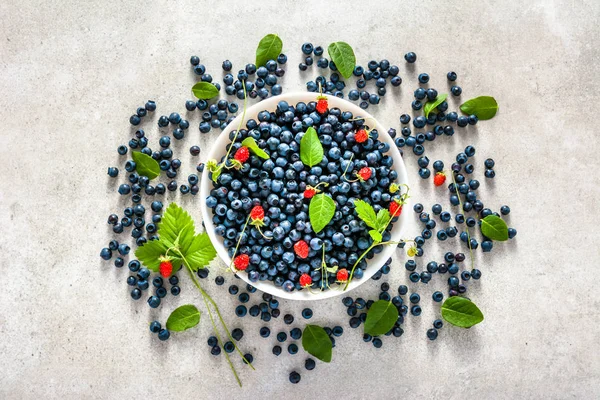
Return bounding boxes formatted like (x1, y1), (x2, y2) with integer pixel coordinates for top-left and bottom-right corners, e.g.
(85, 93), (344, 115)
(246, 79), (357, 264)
(200, 92), (409, 300)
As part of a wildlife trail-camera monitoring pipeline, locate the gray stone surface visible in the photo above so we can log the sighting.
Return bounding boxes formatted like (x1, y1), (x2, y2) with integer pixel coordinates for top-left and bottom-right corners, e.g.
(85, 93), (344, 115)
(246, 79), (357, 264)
(1, 0), (599, 398)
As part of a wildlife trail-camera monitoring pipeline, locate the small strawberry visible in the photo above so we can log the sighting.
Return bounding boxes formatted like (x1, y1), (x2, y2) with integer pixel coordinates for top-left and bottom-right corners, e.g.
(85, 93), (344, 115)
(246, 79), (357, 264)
(316, 95), (328, 114)
(433, 172), (446, 187)
(357, 167), (372, 181)
(304, 187), (317, 199)
(355, 129), (369, 143)
(250, 206), (265, 226)
(389, 200), (403, 218)
(159, 257), (173, 278)
(336, 268), (349, 282)
(233, 254), (249, 271)
(299, 273), (312, 287)
(234, 146), (250, 163)
(294, 240), (309, 259)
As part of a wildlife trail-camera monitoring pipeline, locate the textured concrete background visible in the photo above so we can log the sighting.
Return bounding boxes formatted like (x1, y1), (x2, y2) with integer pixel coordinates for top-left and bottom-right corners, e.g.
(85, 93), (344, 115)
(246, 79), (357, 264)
(1, 0), (599, 399)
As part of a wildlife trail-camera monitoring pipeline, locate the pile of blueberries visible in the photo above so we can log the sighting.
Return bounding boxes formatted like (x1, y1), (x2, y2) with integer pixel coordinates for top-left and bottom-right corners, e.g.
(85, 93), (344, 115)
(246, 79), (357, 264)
(206, 99), (402, 292)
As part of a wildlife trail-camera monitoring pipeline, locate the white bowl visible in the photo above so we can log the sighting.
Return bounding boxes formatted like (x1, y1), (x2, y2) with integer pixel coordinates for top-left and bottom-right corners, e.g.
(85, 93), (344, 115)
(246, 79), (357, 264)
(200, 92), (409, 300)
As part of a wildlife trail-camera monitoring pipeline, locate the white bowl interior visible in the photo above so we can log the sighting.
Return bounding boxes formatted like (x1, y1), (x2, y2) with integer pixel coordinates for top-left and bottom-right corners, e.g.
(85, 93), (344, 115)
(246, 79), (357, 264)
(200, 92), (409, 300)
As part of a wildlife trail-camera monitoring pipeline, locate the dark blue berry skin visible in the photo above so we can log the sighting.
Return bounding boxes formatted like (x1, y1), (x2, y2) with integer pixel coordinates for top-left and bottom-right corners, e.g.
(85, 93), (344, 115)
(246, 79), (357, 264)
(418, 73), (430, 84)
(427, 328), (438, 340)
(302, 308), (313, 319)
(447, 71), (457, 81)
(305, 358), (316, 370)
(100, 248), (112, 260)
(288, 343), (299, 354)
(301, 43), (313, 54)
(158, 329), (170, 341)
(432, 291), (444, 302)
(145, 100), (156, 112)
(404, 52), (417, 63)
(451, 86), (462, 96)
(170, 286), (180, 296)
(400, 114), (411, 124)
(289, 371), (301, 384)
(150, 321), (161, 333)
(210, 346), (221, 356)
(147, 296), (160, 308)
(107, 167), (118, 177)
(485, 169), (496, 179)
(372, 338), (383, 348)
(508, 228), (517, 239)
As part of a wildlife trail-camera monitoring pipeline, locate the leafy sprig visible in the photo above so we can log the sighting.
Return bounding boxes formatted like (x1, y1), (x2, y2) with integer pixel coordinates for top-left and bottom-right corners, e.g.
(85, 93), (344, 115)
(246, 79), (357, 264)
(135, 203), (253, 386)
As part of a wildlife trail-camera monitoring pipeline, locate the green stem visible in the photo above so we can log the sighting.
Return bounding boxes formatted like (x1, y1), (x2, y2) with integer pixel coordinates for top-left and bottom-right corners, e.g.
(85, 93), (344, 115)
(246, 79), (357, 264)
(343, 240), (402, 291)
(450, 170), (475, 269)
(228, 215), (251, 270)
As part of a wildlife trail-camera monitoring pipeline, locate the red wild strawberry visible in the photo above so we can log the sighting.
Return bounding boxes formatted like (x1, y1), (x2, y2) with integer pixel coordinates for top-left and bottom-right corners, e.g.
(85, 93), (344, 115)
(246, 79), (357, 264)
(355, 129), (369, 143)
(316, 97), (328, 114)
(357, 167), (372, 181)
(433, 172), (446, 187)
(294, 240), (309, 259)
(234, 146), (250, 163)
(390, 200), (403, 218)
(233, 254), (249, 271)
(250, 206), (265, 226)
(304, 187), (317, 199)
(336, 268), (349, 282)
(299, 273), (312, 287)
(159, 260), (173, 278)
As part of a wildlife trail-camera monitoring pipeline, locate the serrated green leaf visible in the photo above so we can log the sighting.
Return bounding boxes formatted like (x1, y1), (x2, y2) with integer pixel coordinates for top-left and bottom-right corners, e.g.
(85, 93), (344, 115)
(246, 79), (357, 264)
(130, 151), (160, 180)
(354, 200), (378, 230)
(441, 296), (484, 328)
(460, 96), (499, 120)
(166, 304), (201, 332)
(158, 203), (196, 253)
(185, 232), (217, 271)
(309, 194), (336, 234)
(134, 240), (170, 272)
(376, 209), (391, 231)
(302, 325), (332, 363)
(369, 230), (382, 243)
(480, 215), (509, 241)
(327, 42), (356, 79)
(241, 137), (269, 159)
(423, 93), (448, 118)
(300, 126), (323, 167)
(255, 34), (283, 67)
(191, 82), (219, 100)
(364, 300), (398, 336)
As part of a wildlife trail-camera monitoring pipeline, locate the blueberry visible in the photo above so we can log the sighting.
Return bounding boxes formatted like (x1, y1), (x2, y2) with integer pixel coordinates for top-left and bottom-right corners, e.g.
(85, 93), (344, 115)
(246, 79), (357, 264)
(289, 371), (301, 384)
(288, 343), (298, 355)
(158, 329), (170, 341)
(290, 328), (302, 340)
(404, 52), (417, 63)
(170, 286), (180, 296)
(418, 73), (429, 83)
(210, 346), (221, 356)
(411, 305), (422, 316)
(100, 248), (112, 260)
(451, 85), (462, 96)
(149, 321), (161, 333)
(426, 328), (438, 340)
(485, 169), (496, 179)
(272, 345), (282, 356)
(147, 296), (161, 308)
(372, 338), (383, 348)
(259, 327), (270, 338)
(302, 308), (313, 319)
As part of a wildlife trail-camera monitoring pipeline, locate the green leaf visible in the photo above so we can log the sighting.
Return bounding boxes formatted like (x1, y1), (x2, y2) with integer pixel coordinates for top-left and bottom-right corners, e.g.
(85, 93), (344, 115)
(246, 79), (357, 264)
(354, 200), (378, 230)
(480, 215), (509, 241)
(364, 300), (399, 336)
(191, 82), (219, 100)
(210, 167), (221, 182)
(134, 239), (170, 272)
(459, 96), (499, 120)
(255, 34), (283, 67)
(309, 194), (336, 234)
(300, 126), (323, 167)
(301, 325), (332, 363)
(423, 93), (448, 118)
(158, 203), (195, 253)
(130, 151), (160, 180)
(327, 42), (356, 79)
(185, 232), (217, 271)
(241, 137), (269, 160)
(375, 209), (391, 231)
(441, 297), (484, 328)
(166, 304), (201, 332)
(369, 230), (382, 243)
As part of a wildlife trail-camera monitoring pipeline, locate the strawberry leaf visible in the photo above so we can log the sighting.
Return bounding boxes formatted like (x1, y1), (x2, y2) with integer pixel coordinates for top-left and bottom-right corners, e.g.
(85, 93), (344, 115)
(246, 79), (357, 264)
(480, 215), (509, 241)
(185, 232), (217, 271)
(460, 96), (499, 120)
(302, 325), (332, 363)
(241, 137), (269, 159)
(441, 296), (484, 328)
(327, 42), (356, 79)
(255, 34), (283, 68)
(158, 203), (196, 254)
(191, 82), (219, 100)
(354, 200), (378, 230)
(369, 230), (382, 243)
(375, 209), (391, 231)
(166, 304), (201, 332)
(134, 239), (170, 272)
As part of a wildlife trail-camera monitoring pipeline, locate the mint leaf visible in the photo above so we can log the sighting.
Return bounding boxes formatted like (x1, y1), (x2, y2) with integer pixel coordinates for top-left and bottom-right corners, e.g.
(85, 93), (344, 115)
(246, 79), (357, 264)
(354, 200), (378, 230)
(185, 232), (217, 271)
(241, 137), (269, 159)
(158, 203), (195, 253)
(460, 96), (498, 120)
(364, 300), (398, 336)
(192, 82), (219, 100)
(256, 34), (283, 67)
(441, 297), (484, 328)
(300, 126), (323, 167)
(480, 215), (509, 241)
(375, 209), (391, 231)
(369, 230), (382, 243)
(131, 151), (160, 180)
(423, 93), (448, 118)
(309, 194), (335, 234)
(327, 42), (356, 79)
(134, 239), (170, 272)
(166, 304), (201, 332)
(302, 325), (332, 363)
